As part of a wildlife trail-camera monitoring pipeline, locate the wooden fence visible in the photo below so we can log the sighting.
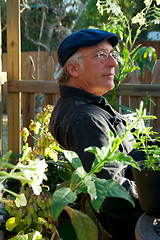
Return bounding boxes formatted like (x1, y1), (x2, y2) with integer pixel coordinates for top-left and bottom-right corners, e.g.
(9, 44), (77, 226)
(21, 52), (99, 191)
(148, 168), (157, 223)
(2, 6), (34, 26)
(1, 50), (160, 157)
(1, 53), (160, 156)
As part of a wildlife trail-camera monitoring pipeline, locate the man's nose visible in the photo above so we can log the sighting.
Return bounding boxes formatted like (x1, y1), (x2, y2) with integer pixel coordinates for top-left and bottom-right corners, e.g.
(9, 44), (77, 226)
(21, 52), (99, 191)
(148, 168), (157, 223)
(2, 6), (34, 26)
(107, 54), (118, 67)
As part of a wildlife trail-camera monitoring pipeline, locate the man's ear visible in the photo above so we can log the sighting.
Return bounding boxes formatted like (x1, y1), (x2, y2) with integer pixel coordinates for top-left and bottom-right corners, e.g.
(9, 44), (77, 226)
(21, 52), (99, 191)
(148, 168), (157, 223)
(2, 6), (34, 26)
(66, 63), (79, 77)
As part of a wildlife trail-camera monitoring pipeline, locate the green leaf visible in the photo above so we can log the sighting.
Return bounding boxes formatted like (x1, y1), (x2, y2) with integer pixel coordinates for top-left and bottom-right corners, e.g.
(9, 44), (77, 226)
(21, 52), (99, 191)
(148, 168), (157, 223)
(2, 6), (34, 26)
(9, 231), (42, 240)
(87, 177), (109, 212)
(0, 150), (12, 169)
(137, 46), (146, 58)
(85, 146), (109, 160)
(84, 176), (135, 211)
(11, 235), (29, 240)
(110, 152), (141, 170)
(62, 150), (83, 169)
(145, 58), (153, 72)
(5, 217), (18, 231)
(77, 175), (91, 194)
(89, 155), (102, 173)
(123, 45), (130, 62)
(86, 146), (110, 174)
(51, 187), (77, 220)
(105, 179), (135, 207)
(130, 44), (142, 56)
(65, 206), (98, 240)
(70, 167), (86, 191)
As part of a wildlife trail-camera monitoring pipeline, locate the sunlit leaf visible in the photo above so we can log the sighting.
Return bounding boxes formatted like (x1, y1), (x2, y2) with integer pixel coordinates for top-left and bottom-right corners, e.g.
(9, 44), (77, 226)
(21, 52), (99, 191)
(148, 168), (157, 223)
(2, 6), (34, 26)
(110, 152), (141, 170)
(87, 177), (109, 212)
(70, 167), (86, 191)
(62, 150), (82, 169)
(51, 188), (77, 220)
(6, 217), (18, 231)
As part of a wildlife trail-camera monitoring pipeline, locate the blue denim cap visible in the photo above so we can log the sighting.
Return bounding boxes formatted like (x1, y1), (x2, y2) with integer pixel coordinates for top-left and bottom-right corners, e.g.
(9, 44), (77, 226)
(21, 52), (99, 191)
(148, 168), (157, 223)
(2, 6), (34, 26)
(58, 28), (119, 67)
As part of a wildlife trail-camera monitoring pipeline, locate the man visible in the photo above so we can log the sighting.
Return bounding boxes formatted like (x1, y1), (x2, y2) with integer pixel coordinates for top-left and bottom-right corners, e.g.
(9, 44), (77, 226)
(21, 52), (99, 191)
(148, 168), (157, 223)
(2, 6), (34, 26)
(49, 28), (143, 240)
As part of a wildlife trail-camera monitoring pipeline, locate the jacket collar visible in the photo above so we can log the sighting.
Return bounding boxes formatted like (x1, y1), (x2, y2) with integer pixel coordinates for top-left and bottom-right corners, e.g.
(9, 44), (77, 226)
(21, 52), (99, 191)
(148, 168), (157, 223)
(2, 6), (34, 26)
(59, 86), (118, 116)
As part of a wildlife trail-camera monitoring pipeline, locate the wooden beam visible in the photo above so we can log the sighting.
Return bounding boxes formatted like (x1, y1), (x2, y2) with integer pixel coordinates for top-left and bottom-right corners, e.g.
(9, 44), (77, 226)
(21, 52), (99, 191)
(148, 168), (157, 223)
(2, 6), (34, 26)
(113, 84), (160, 97)
(7, 0), (21, 155)
(0, 1), (2, 157)
(8, 80), (59, 93)
(8, 81), (160, 97)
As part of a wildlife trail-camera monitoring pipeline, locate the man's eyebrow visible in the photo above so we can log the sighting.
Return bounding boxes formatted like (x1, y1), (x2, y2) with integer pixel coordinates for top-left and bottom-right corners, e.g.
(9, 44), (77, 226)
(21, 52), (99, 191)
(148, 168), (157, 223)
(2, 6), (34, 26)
(95, 48), (114, 53)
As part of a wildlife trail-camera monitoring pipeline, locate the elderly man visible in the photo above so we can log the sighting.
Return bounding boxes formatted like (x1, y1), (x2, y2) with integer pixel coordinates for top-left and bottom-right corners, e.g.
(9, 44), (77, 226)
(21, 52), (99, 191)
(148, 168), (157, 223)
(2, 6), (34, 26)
(49, 28), (143, 240)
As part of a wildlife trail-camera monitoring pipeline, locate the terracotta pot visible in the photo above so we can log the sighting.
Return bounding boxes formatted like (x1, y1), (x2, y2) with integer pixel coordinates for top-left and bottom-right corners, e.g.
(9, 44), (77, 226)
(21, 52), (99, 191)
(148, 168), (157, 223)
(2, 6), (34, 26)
(133, 161), (160, 217)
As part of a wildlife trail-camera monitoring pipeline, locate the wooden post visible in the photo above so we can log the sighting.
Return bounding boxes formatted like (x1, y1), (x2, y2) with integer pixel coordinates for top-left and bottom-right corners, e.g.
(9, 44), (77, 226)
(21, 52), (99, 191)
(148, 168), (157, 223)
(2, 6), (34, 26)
(0, 2), (7, 157)
(128, 67), (142, 111)
(0, 1), (2, 157)
(43, 56), (59, 106)
(22, 55), (35, 147)
(7, 0), (21, 154)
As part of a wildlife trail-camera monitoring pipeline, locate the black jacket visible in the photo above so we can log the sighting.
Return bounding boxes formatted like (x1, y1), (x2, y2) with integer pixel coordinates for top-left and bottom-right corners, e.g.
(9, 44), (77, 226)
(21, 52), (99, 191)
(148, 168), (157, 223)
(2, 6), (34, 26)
(49, 86), (143, 199)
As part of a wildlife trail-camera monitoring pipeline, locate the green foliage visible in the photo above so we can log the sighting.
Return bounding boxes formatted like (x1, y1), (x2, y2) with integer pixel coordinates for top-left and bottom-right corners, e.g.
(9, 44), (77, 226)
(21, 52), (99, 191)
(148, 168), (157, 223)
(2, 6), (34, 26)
(128, 100), (160, 171)
(20, 0), (81, 52)
(133, 126), (160, 170)
(2, 102), (159, 239)
(5, 186), (53, 236)
(96, 0), (160, 105)
(52, 188), (77, 220)
(74, 0), (106, 30)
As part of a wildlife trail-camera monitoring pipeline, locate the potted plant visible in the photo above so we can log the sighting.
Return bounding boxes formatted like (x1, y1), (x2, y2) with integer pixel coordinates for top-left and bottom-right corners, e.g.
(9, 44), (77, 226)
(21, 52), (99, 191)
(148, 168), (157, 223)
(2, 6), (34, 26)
(132, 117), (160, 217)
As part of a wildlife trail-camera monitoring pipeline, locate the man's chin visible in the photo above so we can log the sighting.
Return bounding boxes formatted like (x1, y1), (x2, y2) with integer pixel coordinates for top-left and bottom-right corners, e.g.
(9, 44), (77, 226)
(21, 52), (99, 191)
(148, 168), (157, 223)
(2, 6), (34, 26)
(106, 83), (115, 92)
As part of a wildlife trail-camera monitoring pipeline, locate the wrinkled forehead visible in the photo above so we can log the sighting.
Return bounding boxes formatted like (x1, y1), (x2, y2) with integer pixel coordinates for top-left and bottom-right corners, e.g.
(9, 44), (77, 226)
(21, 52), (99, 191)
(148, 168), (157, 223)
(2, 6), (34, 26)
(78, 40), (113, 55)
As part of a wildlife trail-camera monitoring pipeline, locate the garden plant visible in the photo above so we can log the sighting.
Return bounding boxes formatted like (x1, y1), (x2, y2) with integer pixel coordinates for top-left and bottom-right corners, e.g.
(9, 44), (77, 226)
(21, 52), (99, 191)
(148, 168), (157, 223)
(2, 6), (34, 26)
(0, 101), (157, 240)
(97, 0), (160, 106)
(131, 105), (160, 216)
(133, 124), (160, 171)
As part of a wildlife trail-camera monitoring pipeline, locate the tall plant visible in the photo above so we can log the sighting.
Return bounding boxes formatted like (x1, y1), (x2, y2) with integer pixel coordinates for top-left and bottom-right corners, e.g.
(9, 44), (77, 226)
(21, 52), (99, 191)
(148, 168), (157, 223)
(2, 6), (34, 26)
(96, 0), (160, 105)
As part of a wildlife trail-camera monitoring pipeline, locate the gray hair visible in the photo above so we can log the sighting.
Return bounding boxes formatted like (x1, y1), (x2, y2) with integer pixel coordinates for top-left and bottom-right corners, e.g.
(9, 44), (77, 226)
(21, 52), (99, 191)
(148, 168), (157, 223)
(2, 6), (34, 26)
(56, 51), (84, 87)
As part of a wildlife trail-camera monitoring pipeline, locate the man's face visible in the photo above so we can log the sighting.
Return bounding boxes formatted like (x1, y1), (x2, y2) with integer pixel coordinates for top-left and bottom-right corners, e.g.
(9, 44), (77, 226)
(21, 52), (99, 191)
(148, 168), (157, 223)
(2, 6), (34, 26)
(74, 40), (118, 96)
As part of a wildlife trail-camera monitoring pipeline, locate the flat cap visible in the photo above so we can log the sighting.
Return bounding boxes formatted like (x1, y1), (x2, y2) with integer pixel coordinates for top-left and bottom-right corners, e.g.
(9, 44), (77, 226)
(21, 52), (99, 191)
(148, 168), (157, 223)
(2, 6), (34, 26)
(58, 28), (119, 67)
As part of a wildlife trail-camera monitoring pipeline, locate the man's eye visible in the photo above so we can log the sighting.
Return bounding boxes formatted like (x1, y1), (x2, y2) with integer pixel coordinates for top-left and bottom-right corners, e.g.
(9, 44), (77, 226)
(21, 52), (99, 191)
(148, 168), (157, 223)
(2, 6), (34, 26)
(99, 52), (106, 59)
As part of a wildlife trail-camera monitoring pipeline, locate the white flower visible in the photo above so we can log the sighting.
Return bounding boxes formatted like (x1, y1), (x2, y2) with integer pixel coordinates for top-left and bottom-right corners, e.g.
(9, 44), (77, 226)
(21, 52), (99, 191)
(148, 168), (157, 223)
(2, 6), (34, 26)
(0, 183), (4, 193)
(32, 231), (42, 240)
(21, 158), (48, 195)
(156, 0), (160, 5)
(109, 3), (121, 16)
(15, 193), (27, 207)
(105, 0), (112, 5)
(30, 178), (43, 195)
(144, 0), (152, 7)
(132, 13), (146, 26)
(154, 19), (160, 24)
(139, 17), (146, 26)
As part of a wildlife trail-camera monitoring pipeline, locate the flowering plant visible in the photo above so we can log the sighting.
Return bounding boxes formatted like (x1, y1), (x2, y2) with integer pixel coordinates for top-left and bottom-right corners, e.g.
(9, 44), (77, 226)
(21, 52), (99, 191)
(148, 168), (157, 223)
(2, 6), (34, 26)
(96, 0), (160, 105)
(0, 105), (62, 239)
(0, 149), (48, 208)
(0, 150), (49, 239)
